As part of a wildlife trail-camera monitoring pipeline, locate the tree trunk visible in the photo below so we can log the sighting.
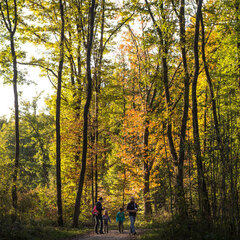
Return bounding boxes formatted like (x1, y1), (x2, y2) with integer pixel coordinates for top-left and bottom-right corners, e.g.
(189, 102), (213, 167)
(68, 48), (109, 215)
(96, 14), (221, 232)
(143, 121), (152, 216)
(175, 0), (190, 217)
(0, 0), (19, 222)
(91, 159), (95, 208)
(73, 0), (95, 228)
(145, 0), (178, 163)
(146, 0), (190, 218)
(201, 12), (229, 224)
(192, 0), (211, 220)
(94, 85), (99, 202)
(56, 0), (65, 227)
(236, 0), (240, 91)
(11, 28), (19, 224)
(94, 0), (105, 204)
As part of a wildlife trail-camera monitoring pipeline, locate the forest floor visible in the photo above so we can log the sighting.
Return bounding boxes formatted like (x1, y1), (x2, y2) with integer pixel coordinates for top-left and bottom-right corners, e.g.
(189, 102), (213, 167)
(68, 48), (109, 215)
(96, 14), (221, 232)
(68, 229), (143, 240)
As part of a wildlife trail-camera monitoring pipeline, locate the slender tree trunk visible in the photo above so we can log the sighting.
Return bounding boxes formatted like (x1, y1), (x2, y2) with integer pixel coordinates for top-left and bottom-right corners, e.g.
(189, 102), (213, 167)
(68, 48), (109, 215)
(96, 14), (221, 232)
(94, 0), (105, 204)
(94, 87), (98, 204)
(146, 0), (191, 217)
(91, 142), (95, 209)
(235, 146), (240, 234)
(211, 141), (217, 221)
(0, 0), (19, 222)
(203, 88), (208, 155)
(163, 134), (174, 223)
(145, 0), (178, 163)
(201, 12), (229, 224)
(122, 168), (126, 209)
(192, 0), (211, 220)
(56, 0), (65, 227)
(201, 14), (222, 158)
(236, 0), (240, 91)
(143, 120), (152, 216)
(73, 0), (95, 228)
(90, 132), (95, 207)
(175, 0), (190, 217)
(11, 30), (19, 223)
(67, 27), (82, 184)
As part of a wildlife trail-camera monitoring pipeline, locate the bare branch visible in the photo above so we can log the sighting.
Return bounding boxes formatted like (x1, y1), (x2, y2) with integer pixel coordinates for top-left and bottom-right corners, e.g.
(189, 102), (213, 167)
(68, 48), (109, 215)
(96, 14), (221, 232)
(0, 2), (11, 32)
(102, 10), (136, 53)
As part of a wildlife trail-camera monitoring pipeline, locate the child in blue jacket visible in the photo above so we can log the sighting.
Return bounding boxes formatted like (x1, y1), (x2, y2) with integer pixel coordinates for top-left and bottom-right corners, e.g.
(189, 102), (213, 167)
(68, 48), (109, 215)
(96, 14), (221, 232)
(116, 208), (125, 233)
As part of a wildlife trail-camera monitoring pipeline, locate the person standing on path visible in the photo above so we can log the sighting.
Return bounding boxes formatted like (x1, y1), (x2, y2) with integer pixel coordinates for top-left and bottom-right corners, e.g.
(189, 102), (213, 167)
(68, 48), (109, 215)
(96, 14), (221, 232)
(116, 208), (125, 233)
(95, 197), (105, 234)
(102, 210), (111, 233)
(127, 196), (138, 235)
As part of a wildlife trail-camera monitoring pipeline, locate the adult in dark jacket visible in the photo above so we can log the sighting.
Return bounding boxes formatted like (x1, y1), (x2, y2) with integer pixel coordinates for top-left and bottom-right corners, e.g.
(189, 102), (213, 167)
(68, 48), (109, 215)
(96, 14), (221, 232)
(127, 196), (138, 235)
(95, 197), (105, 234)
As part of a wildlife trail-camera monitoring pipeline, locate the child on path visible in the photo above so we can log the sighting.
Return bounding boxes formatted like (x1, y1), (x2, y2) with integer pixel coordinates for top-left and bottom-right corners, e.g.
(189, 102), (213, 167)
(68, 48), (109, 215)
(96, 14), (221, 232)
(102, 210), (111, 233)
(116, 208), (125, 233)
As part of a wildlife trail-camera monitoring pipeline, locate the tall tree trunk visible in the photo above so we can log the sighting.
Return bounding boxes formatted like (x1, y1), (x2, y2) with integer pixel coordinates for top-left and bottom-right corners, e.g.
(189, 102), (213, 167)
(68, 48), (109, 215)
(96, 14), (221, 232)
(91, 158), (95, 209)
(163, 134), (174, 220)
(90, 133), (95, 208)
(192, 0), (211, 220)
(122, 168), (126, 209)
(200, 14), (222, 160)
(145, 0), (178, 163)
(0, 0), (19, 222)
(236, 0), (240, 91)
(200, 12), (227, 223)
(73, 0), (95, 228)
(56, 0), (65, 227)
(94, 91), (98, 204)
(235, 1), (240, 231)
(175, 0), (190, 217)
(146, 0), (190, 217)
(143, 120), (152, 216)
(94, 0), (105, 204)
(11, 23), (19, 224)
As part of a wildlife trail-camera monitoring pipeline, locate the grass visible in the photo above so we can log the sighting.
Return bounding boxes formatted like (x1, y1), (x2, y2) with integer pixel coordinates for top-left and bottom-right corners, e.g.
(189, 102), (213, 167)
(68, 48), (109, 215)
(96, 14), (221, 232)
(0, 223), (90, 240)
(138, 217), (239, 240)
(2, 215), (238, 240)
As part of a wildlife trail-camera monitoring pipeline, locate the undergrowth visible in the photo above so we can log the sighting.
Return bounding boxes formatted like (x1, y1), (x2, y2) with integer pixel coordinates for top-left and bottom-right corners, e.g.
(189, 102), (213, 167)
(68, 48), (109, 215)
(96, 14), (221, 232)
(140, 217), (239, 240)
(0, 220), (89, 240)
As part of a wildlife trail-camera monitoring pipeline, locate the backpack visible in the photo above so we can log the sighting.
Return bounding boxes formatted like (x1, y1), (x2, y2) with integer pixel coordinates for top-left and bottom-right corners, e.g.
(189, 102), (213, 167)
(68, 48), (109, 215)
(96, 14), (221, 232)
(92, 205), (99, 216)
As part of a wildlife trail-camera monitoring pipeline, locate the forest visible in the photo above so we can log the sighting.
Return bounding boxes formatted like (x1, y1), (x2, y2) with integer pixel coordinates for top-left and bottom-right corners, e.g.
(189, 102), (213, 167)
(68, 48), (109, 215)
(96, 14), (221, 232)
(0, 0), (240, 239)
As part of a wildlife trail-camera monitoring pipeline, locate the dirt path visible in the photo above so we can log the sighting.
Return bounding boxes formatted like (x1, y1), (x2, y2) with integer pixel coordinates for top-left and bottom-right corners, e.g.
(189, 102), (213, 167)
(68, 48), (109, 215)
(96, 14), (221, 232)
(72, 230), (142, 240)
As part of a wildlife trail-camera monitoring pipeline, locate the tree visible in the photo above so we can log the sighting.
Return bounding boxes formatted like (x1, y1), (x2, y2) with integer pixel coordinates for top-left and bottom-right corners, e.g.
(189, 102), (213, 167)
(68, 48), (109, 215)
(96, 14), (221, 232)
(145, 0), (191, 217)
(73, 0), (96, 228)
(55, 0), (65, 227)
(192, 0), (211, 220)
(0, 0), (20, 222)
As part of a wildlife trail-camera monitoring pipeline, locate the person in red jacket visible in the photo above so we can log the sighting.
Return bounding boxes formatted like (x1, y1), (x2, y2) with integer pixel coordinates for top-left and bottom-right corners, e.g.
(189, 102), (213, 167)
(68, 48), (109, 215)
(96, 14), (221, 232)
(95, 197), (105, 234)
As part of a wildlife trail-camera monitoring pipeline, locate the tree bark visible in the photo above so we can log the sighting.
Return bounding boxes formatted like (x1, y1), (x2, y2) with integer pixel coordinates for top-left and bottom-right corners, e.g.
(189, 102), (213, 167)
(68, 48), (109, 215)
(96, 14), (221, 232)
(56, 0), (65, 227)
(192, 0), (211, 220)
(0, 0), (19, 222)
(11, 21), (19, 225)
(143, 120), (152, 216)
(73, 0), (95, 228)
(175, 0), (190, 217)
(93, 0), (105, 204)
(236, 0), (240, 91)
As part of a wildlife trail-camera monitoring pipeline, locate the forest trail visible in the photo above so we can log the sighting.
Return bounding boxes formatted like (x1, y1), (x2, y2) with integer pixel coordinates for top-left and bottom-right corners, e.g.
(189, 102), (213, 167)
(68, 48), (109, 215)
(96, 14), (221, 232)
(71, 230), (142, 240)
